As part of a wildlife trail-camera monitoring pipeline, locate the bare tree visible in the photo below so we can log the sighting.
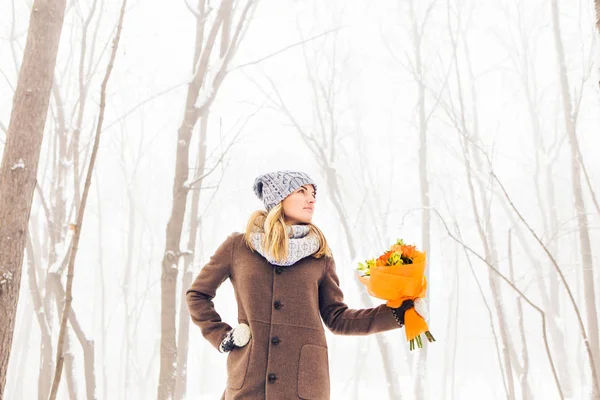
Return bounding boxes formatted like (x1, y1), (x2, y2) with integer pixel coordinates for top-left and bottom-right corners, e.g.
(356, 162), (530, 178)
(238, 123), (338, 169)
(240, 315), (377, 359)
(550, 0), (599, 382)
(0, 0), (67, 397)
(440, 3), (519, 397)
(157, 1), (256, 398)
(114, 119), (146, 398)
(174, 151), (205, 400)
(48, 0), (128, 397)
(29, 0), (111, 397)
(433, 207), (563, 397)
(450, 124), (600, 396)
(493, 1), (574, 393)
(174, 115), (229, 399)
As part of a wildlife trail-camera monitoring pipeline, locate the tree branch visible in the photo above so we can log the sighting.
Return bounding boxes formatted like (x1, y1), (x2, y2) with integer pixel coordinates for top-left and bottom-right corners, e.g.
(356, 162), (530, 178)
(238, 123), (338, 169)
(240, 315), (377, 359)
(432, 208), (563, 399)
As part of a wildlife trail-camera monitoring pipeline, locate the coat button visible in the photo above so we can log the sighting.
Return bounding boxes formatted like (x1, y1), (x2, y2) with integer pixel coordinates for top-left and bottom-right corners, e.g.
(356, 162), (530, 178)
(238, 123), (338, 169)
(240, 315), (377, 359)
(273, 301), (282, 310)
(268, 373), (277, 383)
(275, 266), (283, 274)
(271, 337), (280, 345)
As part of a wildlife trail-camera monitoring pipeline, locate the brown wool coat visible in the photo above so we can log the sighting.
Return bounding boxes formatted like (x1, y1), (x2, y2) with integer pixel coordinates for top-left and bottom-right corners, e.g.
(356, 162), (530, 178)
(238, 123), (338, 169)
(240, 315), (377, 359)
(186, 232), (401, 400)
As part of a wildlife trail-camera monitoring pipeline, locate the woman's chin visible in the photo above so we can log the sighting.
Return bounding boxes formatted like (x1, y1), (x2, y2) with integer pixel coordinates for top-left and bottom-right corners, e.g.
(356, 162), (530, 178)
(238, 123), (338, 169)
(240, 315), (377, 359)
(285, 216), (312, 225)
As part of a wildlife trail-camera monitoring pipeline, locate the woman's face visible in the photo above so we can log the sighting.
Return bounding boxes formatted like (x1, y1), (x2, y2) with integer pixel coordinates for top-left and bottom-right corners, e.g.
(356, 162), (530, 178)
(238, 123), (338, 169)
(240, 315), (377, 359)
(281, 184), (316, 225)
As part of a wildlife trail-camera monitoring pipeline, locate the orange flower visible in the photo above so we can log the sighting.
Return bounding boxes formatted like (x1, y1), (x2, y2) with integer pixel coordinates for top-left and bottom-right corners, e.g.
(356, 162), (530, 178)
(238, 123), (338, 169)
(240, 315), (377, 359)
(401, 244), (417, 259)
(376, 250), (394, 266)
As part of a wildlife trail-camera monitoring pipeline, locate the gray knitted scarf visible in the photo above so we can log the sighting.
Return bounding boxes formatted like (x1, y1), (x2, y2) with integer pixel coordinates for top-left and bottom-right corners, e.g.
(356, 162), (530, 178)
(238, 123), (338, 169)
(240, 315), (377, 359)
(251, 224), (320, 266)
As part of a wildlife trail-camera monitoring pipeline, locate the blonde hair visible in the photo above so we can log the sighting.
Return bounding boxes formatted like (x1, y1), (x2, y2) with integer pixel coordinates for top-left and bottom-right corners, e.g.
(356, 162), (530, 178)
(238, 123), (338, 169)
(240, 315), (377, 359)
(243, 203), (332, 263)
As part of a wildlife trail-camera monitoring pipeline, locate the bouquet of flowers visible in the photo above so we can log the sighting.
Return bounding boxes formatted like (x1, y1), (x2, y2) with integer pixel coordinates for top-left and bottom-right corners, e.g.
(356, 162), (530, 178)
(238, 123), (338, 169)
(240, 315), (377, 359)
(357, 239), (435, 350)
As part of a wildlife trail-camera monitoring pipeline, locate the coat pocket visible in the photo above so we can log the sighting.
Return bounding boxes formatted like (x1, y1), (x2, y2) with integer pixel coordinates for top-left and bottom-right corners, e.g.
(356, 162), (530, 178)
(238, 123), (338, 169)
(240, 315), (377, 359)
(297, 344), (330, 399)
(226, 340), (252, 390)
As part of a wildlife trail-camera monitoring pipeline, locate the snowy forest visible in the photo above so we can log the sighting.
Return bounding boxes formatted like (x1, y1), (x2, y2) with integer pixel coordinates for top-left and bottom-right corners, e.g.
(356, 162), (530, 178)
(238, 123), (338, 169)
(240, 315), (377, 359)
(1, 0), (599, 399)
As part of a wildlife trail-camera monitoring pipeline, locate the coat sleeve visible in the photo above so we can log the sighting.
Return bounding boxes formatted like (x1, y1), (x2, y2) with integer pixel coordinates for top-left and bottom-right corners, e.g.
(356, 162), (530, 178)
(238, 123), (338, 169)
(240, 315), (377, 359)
(318, 256), (400, 335)
(186, 233), (236, 351)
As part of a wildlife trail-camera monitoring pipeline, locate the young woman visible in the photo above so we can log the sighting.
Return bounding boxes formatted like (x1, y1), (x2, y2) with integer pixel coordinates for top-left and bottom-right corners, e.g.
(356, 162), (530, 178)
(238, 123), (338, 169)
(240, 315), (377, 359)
(186, 170), (407, 400)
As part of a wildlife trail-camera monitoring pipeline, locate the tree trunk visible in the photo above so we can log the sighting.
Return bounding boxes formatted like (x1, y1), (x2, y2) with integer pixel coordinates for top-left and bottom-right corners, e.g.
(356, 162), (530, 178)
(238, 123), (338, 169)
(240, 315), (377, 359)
(464, 31), (517, 398)
(121, 156), (136, 399)
(174, 111), (209, 400)
(94, 176), (109, 400)
(0, 0), (67, 396)
(158, 79), (196, 400)
(47, 271), (97, 399)
(550, 0), (599, 384)
(507, 231), (533, 399)
(445, 13), (516, 396)
(454, 220), (509, 398)
(158, 2), (254, 397)
(26, 234), (54, 399)
(502, 207), (572, 395)
(441, 245), (459, 400)
(64, 331), (78, 399)
(519, 25), (572, 391)
(157, 3), (225, 397)
(411, 0), (431, 395)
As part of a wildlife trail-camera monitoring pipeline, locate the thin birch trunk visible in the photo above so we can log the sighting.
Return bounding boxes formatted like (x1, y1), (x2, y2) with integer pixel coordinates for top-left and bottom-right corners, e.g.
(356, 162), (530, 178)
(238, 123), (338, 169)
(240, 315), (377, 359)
(519, 22), (572, 392)
(94, 173), (108, 400)
(26, 234), (54, 399)
(174, 110), (209, 400)
(409, 0), (431, 395)
(550, 1), (599, 390)
(445, 14), (516, 395)
(120, 149), (135, 399)
(158, 2), (255, 397)
(64, 331), (77, 399)
(507, 230), (533, 400)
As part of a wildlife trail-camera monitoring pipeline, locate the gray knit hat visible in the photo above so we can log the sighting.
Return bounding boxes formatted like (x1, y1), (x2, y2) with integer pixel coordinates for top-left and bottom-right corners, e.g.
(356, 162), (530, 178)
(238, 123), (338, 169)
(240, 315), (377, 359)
(253, 170), (318, 211)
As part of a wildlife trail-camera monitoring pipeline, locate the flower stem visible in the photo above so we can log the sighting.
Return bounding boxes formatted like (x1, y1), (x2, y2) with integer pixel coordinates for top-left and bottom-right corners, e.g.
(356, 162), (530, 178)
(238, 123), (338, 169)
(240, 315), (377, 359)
(424, 331), (436, 342)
